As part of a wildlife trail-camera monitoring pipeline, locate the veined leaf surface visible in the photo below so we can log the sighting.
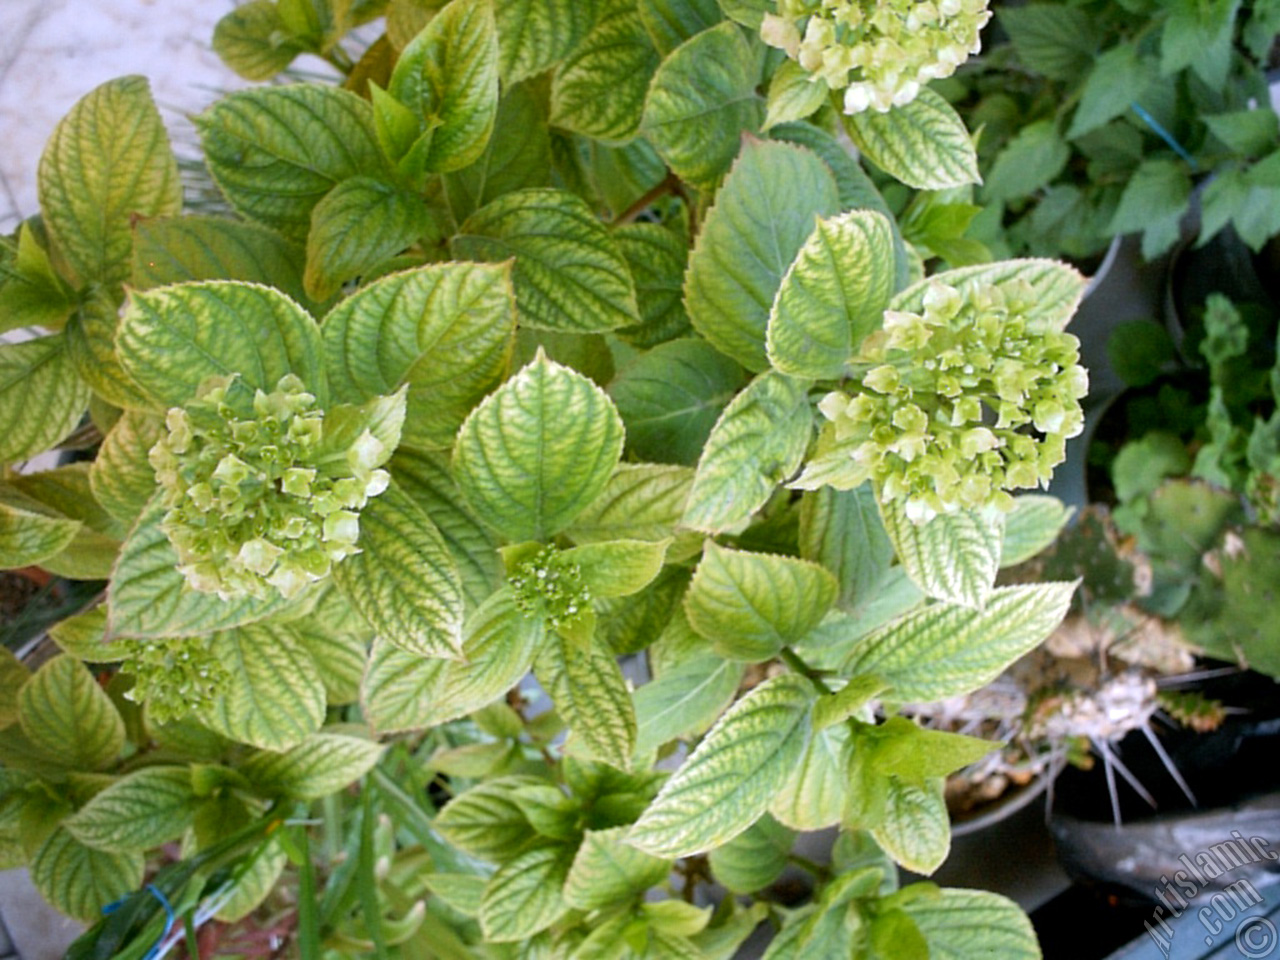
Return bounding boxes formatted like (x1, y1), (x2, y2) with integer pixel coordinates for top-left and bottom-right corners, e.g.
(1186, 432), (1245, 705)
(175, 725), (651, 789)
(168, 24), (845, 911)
(880, 502), (1005, 610)
(903, 889), (1041, 960)
(628, 673), (814, 858)
(30, 829), (143, 924)
(453, 352), (625, 541)
(685, 139), (840, 371)
(550, 11), (659, 143)
(563, 826), (670, 911)
(0, 335), (91, 464)
(242, 733), (385, 800)
(18, 655), (124, 771)
(64, 767), (197, 853)
(496, 0), (600, 85)
(843, 88), (980, 190)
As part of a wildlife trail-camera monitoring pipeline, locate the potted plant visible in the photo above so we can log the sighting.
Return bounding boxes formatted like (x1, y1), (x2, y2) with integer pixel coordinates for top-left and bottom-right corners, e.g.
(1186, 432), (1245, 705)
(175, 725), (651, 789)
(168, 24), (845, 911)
(0, 1), (1095, 956)
(945, 0), (1280, 266)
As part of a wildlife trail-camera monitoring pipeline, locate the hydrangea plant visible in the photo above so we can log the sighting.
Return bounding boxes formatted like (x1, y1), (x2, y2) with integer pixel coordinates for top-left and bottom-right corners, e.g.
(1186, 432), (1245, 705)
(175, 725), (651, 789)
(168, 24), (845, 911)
(0, 1), (1086, 956)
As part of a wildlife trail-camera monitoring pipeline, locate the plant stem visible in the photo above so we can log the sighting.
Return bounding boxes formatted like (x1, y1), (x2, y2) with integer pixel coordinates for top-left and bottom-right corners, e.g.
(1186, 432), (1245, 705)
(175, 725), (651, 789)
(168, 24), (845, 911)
(358, 789), (391, 960)
(612, 172), (682, 226)
(787, 853), (832, 882)
(780, 647), (834, 695)
(295, 825), (321, 960)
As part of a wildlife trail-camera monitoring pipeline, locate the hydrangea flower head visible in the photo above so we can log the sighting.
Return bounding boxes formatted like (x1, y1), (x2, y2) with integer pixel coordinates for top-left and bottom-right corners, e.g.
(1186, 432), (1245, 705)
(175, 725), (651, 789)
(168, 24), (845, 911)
(509, 545), (592, 629)
(120, 636), (228, 725)
(149, 373), (397, 600)
(805, 276), (1087, 522)
(761, 0), (992, 114)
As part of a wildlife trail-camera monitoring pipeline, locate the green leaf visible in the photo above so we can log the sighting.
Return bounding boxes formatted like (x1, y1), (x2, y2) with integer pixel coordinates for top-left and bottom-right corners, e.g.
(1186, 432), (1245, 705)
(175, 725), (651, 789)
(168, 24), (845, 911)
(550, 10), (660, 143)
(200, 623), (325, 750)
(331, 479), (465, 659)
(597, 565), (690, 657)
(871, 777), (949, 874)
(442, 83), (553, 224)
(683, 370), (812, 534)
(609, 339), (746, 466)
(389, 0), (500, 174)
(131, 215), (318, 314)
(453, 351), (625, 541)
(214, 835), (288, 923)
(812, 675), (888, 731)
(453, 188), (640, 332)
(708, 814), (794, 894)
(902, 889), (1040, 960)
(764, 60), (828, 132)
(1161, 0), (1236, 89)
(0, 494), (81, 569)
(0, 224), (74, 334)
(292, 605), (369, 706)
(304, 176), (433, 300)
(766, 210), (896, 379)
(243, 733), (385, 800)
(844, 89), (980, 190)
(867, 717), (999, 782)
(479, 842), (573, 942)
(117, 280), (327, 409)
(18, 655), (124, 771)
(628, 673), (813, 858)
(49, 607), (130, 663)
(564, 539), (669, 598)
(634, 654), (745, 756)
(685, 541), (837, 661)
(212, 0), (311, 80)
(434, 775), (542, 861)
(999, 4), (1101, 81)
(360, 590), (545, 734)
(1067, 45), (1155, 139)
(1108, 157), (1191, 261)
(844, 582), (1076, 701)
(891, 259), (1086, 331)
(984, 121), (1070, 204)
(64, 767), (197, 853)
(880, 503), (1005, 609)
(613, 223), (692, 347)
(798, 484), (893, 612)
(496, 0), (600, 85)
(37, 76), (181, 290)
(564, 826), (671, 910)
(323, 261), (517, 451)
(567, 463), (695, 545)
(88, 411), (164, 533)
(107, 495), (289, 640)
(1204, 108), (1279, 157)
(196, 84), (384, 240)
(11, 465), (121, 579)
(642, 22), (763, 186)
(63, 289), (153, 412)
(1106, 319), (1177, 389)
(0, 648), (29, 729)
(639, 0), (722, 54)
(1001, 496), (1073, 568)
(29, 828), (143, 923)
(685, 139), (840, 370)
(0, 335), (91, 464)
(769, 722), (849, 831)
(421, 873), (488, 917)
(539, 628), (637, 770)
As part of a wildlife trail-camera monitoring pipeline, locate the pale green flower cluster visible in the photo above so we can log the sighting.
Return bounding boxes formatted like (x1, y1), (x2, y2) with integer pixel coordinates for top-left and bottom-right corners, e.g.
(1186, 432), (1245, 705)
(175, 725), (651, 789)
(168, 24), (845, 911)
(761, 0), (991, 114)
(814, 279), (1088, 521)
(149, 373), (391, 600)
(509, 546), (592, 629)
(120, 636), (228, 725)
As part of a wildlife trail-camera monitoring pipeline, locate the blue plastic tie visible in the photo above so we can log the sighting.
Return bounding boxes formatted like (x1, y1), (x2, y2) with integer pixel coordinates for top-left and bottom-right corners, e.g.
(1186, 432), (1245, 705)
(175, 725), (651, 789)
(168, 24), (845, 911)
(102, 883), (177, 960)
(1130, 101), (1198, 170)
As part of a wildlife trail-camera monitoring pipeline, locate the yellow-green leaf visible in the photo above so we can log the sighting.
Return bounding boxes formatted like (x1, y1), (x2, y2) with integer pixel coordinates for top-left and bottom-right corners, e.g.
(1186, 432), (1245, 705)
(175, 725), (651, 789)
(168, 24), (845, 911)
(479, 842), (573, 942)
(766, 210), (896, 379)
(843, 88), (979, 191)
(683, 371), (812, 534)
(0, 335), (91, 464)
(29, 828), (143, 923)
(844, 582), (1077, 701)
(550, 10), (660, 143)
(633, 653), (743, 756)
(117, 280), (327, 410)
(564, 826), (670, 911)
(890, 259), (1087, 332)
(0, 493), (81, 570)
(453, 352), (625, 541)
(685, 541), (837, 661)
(37, 76), (181, 290)
(18, 655), (124, 771)
(628, 673), (814, 858)
(64, 767), (197, 853)
(880, 502), (1004, 610)
(243, 733), (385, 800)
(902, 889), (1041, 960)
(1001, 495), (1073, 568)
(89, 410), (164, 532)
(538, 628), (637, 770)
(871, 777), (950, 874)
(453, 188), (640, 333)
(323, 262), (517, 450)
(641, 22), (763, 187)
(200, 623), (325, 750)
(563, 539), (670, 598)
(496, 0), (601, 85)
(685, 139), (839, 371)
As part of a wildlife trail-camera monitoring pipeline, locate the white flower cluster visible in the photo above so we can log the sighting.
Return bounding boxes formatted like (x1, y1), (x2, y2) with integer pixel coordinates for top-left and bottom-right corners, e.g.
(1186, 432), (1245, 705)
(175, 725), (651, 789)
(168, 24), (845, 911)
(761, 0), (992, 114)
